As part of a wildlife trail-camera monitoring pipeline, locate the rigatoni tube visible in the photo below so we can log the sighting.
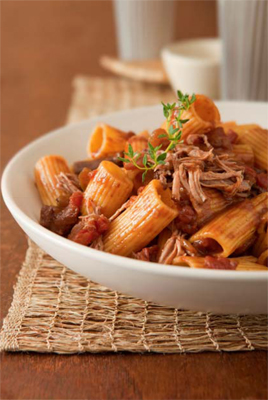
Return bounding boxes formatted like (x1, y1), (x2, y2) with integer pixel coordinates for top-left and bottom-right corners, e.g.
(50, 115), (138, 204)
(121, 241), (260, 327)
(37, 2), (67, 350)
(103, 180), (179, 256)
(82, 161), (133, 218)
(230, 144), (254, 166)
(190, 192), (268, 257)
(87, 124), (130, 159)
(252, 212), (268, 257)
(162, 95), (221, 138)
(258, 250), (268, 266)
(173, 256), (267, 271)
(232, 124), (268, 170)
(35, 155), (70, 206)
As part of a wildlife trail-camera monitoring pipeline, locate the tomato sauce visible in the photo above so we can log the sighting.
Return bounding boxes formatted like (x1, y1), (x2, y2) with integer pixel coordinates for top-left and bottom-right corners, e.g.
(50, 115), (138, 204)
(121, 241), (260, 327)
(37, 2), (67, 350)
(193, 238), (223, 255)
(204, 256), (238, 270)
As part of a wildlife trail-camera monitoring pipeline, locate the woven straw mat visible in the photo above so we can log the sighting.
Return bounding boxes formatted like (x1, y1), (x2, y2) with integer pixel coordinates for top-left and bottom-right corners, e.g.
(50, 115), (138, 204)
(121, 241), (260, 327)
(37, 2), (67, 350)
(1, 76), (267, 354)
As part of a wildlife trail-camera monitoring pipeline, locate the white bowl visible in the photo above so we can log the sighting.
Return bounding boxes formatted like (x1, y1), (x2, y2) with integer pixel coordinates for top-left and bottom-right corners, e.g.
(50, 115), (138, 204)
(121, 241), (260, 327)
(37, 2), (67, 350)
(2, 102), (268, 314)
(162, 38), (222, 99)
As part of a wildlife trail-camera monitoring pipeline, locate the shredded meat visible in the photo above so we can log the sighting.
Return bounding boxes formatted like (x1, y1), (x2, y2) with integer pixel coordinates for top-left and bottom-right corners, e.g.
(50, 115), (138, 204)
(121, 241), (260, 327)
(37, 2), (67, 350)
(40, 191), (83, 236)
(68, 214), (109, 246)
(154, 153), (173, 188)
(90, 236), (104, 251)
(109, 196), (137, 221)
(56, 172), (81, 194)
(205, 127), (233, 150)
(159, 232), (199, 265)
(172, 170), (181, 201)
(186, 134), (213, 150)
(133, 245), (158, 262)
(85, 198), (103, 216)
(169, 144), (251, 205)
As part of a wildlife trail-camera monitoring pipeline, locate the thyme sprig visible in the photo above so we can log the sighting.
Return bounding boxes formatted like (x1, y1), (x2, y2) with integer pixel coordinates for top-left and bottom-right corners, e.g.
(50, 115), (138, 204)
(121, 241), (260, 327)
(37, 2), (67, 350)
(119, 91), (196, 182)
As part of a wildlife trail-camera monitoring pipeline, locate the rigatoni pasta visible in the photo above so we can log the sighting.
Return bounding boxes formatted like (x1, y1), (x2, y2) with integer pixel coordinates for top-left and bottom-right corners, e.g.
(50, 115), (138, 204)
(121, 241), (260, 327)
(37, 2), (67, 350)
(258, 250), (268, 266)
(173, 256), (267, 271)
(190, 193), (268, 257)
(82, 161), (133, 218)
(232, 124), (268, 170)
(35, 90), (268, 271)
(87, 124), (131, 159)
(103, 180), (179, 256)
(162, 94), (221, 138)
(123, 134), (149, 188)
(252, 212), (268, 257)
(230, 144), (255, 166)
(35, 155), (70, 206)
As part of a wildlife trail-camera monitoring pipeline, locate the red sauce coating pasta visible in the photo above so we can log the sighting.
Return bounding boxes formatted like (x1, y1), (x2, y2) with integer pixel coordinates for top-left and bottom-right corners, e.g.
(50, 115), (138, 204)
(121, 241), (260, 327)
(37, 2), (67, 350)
(204, 256), (238, 270)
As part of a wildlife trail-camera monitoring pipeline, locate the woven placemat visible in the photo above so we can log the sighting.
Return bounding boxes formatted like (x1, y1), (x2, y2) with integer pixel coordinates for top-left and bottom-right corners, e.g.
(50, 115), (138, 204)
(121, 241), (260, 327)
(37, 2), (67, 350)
(67, 75), (175, 124)
(1, 76), (268, 354)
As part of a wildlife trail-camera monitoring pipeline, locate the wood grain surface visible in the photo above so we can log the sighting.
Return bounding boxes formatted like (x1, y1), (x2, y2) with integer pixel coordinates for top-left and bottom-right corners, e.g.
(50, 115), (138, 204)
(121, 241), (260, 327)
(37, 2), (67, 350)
(1, 2), (267, 399)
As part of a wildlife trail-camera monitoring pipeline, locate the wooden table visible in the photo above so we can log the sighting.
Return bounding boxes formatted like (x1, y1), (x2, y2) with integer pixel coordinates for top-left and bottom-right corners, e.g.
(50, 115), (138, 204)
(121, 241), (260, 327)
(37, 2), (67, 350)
(1, 2), (267, 399)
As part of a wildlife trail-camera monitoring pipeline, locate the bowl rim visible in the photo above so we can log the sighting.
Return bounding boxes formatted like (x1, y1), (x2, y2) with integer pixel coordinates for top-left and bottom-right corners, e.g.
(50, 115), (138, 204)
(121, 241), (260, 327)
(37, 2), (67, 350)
(161, 37), (221, 66)
(2, 103), (268, 283)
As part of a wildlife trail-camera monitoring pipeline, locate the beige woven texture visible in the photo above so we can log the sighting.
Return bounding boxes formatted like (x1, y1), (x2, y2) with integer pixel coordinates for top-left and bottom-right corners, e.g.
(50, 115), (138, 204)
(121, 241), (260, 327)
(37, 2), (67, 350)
(1, 76), (268, 354)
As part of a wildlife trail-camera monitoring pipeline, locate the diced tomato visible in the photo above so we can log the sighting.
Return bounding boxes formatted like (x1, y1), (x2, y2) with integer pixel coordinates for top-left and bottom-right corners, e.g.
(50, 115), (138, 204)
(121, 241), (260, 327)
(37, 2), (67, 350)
(256, 173), (268, 190)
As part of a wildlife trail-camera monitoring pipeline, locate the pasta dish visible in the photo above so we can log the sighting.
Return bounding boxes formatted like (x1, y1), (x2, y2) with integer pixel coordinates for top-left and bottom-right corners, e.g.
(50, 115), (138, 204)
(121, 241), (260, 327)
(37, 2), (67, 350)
(34, 92), (268, 271)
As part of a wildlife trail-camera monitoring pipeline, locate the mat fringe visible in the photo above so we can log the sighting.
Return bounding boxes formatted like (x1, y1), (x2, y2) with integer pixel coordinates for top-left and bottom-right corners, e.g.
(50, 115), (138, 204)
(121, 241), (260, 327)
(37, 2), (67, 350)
(1, 240), (267, 354)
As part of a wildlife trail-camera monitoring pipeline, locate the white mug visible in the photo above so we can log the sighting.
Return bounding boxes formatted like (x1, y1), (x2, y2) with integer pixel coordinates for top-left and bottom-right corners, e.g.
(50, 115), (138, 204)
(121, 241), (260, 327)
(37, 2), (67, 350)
(162, 38), (222, 99)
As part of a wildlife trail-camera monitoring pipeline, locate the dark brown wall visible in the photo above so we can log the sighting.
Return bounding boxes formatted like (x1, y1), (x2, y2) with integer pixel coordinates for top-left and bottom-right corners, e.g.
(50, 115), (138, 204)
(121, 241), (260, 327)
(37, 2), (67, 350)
(1, 0), (217, 168)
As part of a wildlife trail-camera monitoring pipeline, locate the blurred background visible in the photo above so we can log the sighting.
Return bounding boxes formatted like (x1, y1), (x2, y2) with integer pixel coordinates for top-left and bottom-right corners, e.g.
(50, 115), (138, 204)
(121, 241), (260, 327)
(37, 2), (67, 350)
(1, 1), (217, 146)
(1, 0), (267, 165)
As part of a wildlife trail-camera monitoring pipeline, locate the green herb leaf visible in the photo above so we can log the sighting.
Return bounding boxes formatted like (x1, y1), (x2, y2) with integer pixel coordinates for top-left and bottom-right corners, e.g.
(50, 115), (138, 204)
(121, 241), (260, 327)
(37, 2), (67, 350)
(161, 102), (169, 119)
(168, 125), (179, 136)
(175, 132), (182, 141)
(118, 91), (195, 176)
(157, 153), (167, 162)
(143, 154), (148, 167)
(128, 144), (134, 158)
(118, 157), (131, 163)
(148, 142), (155, 152)
(154, 144), (162, 152)
(177, 90), (183, 101)
(162, 102), (176, 121)
(148, 142), (155, 159)
(190, 93), (196, 104)
(169, 142), (177, 151)
(142, 171), (147, 183)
